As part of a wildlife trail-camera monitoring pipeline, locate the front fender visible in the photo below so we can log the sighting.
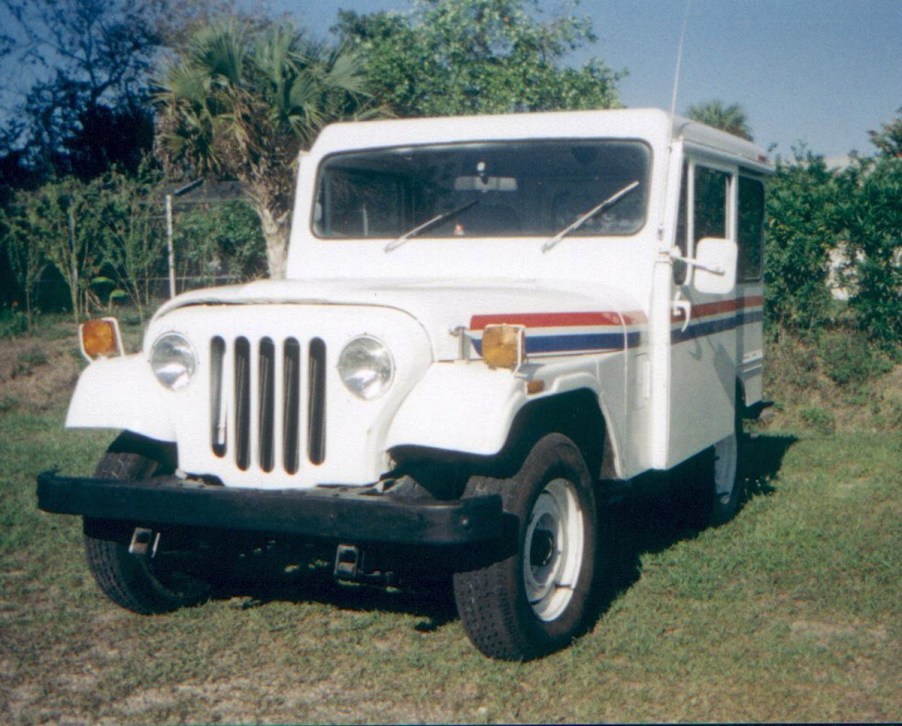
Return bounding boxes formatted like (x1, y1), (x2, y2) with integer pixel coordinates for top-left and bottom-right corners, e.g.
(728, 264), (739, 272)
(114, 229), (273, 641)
(385, 363), (525, 456)
(66, 355), (176, 442)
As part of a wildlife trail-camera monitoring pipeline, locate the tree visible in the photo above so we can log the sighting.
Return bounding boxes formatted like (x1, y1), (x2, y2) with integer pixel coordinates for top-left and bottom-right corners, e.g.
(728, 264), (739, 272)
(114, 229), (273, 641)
(334, 0), (622, 117)
(1, 0), (164, 179)
(155, 21), (372, 279)
(833, 113), (902, 345)
(0, 0), (241, 182)
(765, 147), (837, 332)
(868, 107), (902, 158)
(686, 100), (753, 141)
(95, 163), (168, 321)
(2, 193), (50, 326)
(7, 177), (107, 323)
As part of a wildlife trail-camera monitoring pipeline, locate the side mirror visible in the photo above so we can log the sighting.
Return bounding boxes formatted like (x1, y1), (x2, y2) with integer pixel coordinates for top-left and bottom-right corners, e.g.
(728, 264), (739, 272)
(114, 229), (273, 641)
(693, 237), (738, 295)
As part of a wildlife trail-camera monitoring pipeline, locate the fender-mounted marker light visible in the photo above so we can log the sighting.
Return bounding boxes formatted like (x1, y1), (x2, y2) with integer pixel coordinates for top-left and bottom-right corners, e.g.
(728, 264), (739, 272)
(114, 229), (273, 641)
(482, 324), (526, 370)
(79, 318), (124, 362)
(526, 379), (545, 395)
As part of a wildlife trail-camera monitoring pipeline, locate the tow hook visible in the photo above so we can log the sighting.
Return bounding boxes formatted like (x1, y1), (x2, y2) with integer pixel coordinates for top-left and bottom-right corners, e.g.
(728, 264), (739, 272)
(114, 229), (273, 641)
(128, 527), (159, 558)
(333, 543), (396, 585)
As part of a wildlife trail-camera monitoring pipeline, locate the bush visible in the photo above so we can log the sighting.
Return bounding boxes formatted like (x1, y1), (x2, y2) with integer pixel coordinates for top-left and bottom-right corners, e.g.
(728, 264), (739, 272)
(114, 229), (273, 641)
(800, 406), (836, 435)
(0, 306), (28, 338)
(817, 329), (893, 386)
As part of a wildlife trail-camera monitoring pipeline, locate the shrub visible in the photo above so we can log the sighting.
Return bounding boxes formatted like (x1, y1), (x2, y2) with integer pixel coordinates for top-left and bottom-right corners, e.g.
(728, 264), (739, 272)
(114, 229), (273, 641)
(801, 406), (836, 435)
(817, 329), (893, 386)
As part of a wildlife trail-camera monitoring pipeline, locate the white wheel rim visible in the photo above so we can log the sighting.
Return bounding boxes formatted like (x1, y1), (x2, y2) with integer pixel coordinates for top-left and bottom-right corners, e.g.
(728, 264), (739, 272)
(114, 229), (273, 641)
(713, 433), (738, 504)
(522, 477), (585, 622)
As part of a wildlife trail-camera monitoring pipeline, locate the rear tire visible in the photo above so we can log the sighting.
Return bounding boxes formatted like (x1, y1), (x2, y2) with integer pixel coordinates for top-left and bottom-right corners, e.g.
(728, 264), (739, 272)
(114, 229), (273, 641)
(453, 434), (598, 660)
(708, 430), (742, 526)
(83, 433), (211, 614)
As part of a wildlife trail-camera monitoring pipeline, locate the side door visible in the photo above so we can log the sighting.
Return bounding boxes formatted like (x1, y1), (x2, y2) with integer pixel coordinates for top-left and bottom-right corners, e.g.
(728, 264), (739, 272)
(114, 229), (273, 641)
(666, 158), (738, 466)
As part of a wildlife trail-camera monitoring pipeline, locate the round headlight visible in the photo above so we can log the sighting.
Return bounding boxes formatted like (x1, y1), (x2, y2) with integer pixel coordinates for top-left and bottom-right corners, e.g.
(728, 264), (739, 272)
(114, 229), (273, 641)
(150, 333), (196, 390)
(338, 336), (394, 400)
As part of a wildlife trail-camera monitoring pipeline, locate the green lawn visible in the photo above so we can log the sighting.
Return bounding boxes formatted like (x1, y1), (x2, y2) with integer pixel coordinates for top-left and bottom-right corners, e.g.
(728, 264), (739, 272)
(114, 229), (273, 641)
(2, 399), (898, 724)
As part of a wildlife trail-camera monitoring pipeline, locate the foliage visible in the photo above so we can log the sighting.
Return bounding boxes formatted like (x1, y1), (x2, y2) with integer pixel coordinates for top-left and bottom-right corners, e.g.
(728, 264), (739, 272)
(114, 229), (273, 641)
(3, 177), (110, 323)
(0, 304), (28, 337)
(685, 99), (753, 140)
(833, 153), (902, 345)
(816, 329), (893, 386)
(0, 0), (164, 180)
(335, 0), (621, 117)
(868, 106), (902, 158)
(155, 20), (372, 279)
(1, 194), (51, 326)
(765, 147), (838, 331)
(93, 163), (169, 320)
(174, 199), (267, 288)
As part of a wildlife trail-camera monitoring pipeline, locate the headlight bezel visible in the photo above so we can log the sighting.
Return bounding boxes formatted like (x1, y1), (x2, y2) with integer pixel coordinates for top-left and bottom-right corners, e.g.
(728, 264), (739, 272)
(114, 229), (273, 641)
(337, 335), (395, 400)
(150, 331), (197, 391)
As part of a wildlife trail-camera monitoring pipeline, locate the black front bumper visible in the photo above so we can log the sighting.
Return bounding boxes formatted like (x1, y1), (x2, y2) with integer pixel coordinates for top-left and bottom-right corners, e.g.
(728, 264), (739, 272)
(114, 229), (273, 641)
(36, 471), (503, 546)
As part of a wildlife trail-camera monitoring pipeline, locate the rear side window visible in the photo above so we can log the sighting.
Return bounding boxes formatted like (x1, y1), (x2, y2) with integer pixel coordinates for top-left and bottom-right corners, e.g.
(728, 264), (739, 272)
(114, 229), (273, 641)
(737, 176), (765, 281)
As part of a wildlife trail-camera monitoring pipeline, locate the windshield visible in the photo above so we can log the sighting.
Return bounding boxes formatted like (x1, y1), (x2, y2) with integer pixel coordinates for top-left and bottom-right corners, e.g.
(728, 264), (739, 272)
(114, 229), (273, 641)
(313, 140), (650, 239)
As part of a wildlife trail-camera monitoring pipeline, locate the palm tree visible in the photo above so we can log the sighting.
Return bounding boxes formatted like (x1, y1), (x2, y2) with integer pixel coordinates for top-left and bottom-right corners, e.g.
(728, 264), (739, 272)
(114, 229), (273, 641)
(156, 21), (373, 279)
(686, 100), (753, 141)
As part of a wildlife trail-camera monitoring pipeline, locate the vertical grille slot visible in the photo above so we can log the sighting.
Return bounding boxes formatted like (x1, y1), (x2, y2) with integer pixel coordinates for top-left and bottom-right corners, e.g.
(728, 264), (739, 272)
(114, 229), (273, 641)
(210, 335), (325, 474)
(307, 337), (327, 465)
(282, 338), (301, 474)
(234, 337), (251, 470)
(258, 338), (276, 472)
(210, 337), (226, 457)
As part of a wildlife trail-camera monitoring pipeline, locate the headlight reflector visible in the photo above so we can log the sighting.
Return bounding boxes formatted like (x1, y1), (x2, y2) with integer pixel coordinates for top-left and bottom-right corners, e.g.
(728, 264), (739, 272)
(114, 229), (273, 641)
(338, 336), (394, 400)
(150, 333), (196, 390)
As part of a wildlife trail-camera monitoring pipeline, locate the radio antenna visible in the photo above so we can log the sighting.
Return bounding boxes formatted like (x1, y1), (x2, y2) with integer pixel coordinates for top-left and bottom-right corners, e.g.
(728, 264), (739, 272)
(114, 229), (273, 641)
(660, 0), (692, 250)
(669, 0), (692, 124)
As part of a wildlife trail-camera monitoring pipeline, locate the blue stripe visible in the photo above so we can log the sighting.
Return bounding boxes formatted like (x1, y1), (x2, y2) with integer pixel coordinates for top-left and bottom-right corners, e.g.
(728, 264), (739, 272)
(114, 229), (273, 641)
(672, 309), (763, 344)
(473, 330), (640, 356)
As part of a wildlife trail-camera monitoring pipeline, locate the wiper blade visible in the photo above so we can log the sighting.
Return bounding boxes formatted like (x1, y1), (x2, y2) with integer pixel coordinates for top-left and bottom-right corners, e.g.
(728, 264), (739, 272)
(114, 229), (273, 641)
(542, 180), (640, 253)
(385, 199), (479, 252)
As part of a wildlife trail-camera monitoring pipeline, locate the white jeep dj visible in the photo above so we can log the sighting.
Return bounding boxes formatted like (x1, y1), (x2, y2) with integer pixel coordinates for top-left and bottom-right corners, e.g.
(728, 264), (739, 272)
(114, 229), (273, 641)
(38, 108), (772, 660)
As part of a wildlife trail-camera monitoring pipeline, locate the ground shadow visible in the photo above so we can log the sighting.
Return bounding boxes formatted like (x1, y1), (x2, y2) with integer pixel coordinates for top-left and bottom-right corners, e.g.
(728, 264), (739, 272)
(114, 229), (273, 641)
(205, 433), (797, 638)
(589, 432), (798, 622)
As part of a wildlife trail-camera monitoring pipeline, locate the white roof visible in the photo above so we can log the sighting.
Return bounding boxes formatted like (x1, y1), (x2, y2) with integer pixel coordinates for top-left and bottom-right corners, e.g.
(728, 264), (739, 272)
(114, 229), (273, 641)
(311, 108), (771, 170)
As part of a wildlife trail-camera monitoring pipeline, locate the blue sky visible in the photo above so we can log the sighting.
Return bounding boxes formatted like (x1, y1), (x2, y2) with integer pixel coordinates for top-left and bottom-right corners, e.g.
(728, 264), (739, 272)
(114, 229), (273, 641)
(282, 0), (901, 162)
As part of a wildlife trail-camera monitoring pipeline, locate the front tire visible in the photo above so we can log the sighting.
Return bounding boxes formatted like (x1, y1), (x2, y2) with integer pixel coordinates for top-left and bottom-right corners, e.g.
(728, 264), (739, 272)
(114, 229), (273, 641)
(83, 433), (212, 614)
(453, 434), (598, 660)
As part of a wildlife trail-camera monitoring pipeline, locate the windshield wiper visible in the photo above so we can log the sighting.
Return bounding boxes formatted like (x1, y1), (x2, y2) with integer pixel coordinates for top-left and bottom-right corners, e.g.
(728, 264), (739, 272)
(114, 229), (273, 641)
(542, 180), (640, 253)
(384, 199), (479, 252)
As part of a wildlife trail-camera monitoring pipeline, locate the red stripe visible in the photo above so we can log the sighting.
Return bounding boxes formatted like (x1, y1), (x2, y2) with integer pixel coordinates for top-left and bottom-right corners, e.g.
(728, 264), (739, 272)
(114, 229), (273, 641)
(671, 296), (763, 323)
(470, 311), (646, 331)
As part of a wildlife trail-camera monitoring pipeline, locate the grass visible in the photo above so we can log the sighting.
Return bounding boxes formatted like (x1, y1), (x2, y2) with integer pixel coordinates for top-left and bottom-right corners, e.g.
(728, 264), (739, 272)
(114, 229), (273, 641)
(1, 317), (899, 723)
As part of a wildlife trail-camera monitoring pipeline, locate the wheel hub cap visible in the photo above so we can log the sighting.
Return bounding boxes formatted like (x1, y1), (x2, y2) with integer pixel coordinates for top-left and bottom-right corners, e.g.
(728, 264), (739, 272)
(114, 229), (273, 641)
(522, 477), (585, 622)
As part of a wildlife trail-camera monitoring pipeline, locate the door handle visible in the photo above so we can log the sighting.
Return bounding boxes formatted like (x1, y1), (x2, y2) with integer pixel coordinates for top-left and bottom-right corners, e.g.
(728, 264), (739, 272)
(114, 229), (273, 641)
(672, 299), (692, 333)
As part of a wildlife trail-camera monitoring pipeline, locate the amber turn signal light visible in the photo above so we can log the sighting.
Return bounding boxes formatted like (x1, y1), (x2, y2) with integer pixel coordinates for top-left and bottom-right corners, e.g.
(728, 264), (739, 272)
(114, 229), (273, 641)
(79, 318), (124, 361)
(481, 324), (526, 370)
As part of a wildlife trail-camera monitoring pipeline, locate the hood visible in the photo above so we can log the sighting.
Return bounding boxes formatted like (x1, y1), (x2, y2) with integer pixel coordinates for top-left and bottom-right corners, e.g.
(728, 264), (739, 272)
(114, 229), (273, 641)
(153, 277), (646, 360)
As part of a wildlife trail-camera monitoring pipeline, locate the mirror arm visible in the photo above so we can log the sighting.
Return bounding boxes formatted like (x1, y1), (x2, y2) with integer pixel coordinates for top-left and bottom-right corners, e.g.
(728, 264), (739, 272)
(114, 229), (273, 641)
(669, 248), (725, 275)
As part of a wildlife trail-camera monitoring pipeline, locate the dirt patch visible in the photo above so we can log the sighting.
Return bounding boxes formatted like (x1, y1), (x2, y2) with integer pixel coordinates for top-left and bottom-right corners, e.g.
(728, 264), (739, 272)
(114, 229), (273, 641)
(0, 334), (82, 412)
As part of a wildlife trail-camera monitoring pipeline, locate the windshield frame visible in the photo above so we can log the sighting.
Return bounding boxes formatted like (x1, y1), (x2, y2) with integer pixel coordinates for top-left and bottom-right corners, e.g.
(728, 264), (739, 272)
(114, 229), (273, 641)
(311, 138), (653, 242)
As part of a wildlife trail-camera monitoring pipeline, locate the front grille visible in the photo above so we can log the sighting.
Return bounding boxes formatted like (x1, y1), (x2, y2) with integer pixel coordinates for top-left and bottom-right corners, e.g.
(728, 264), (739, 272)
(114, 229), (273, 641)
(210, 336), (327, 473)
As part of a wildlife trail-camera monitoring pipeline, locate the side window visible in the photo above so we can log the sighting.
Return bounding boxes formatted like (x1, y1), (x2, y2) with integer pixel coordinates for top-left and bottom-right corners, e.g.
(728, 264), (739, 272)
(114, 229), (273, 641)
(673, 163), (731, 286)
(738, 176), (765, 281)
(673, 163), (689, 284)
(694, 166), (729, 242)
